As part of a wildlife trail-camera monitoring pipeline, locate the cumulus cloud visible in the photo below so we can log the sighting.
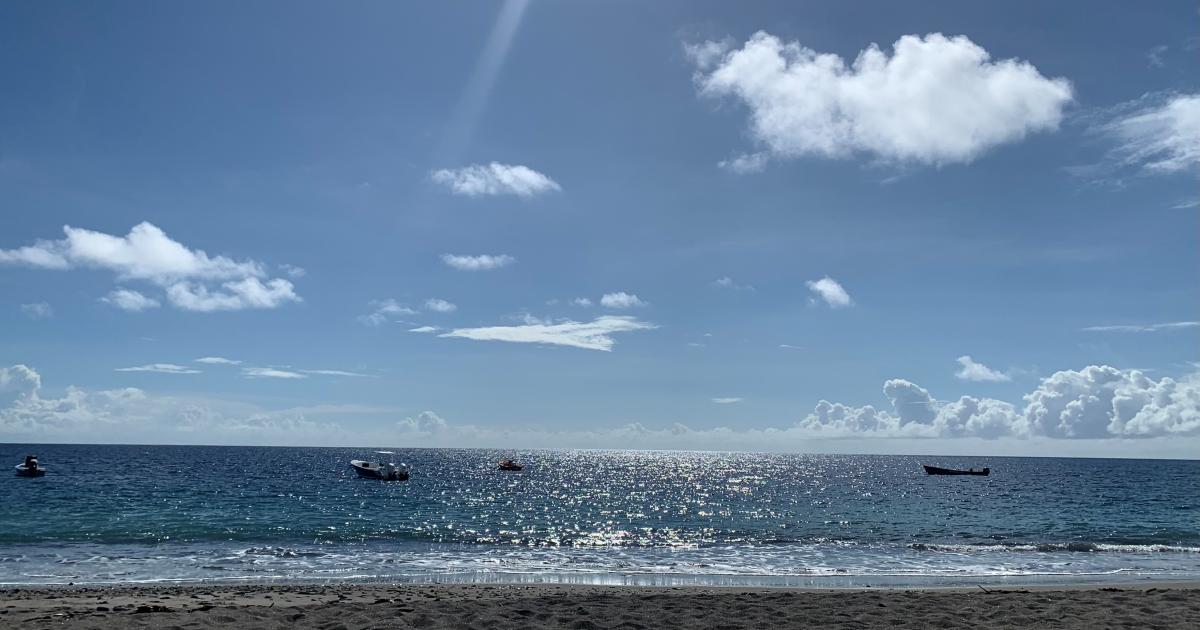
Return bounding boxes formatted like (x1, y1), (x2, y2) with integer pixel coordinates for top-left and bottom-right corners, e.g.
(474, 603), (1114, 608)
(690, 32), (1072, 167)
(397, 410), (449, 435)
(195, 357), (241, 365)
(600, 292), (647, 309)
(1082, 321), (1200, 333)
(799, 365), (1200, 439)
(1092, 92), (1200, 175)
(424, 298), (457, 313)
(0, 222), (299, 312)
(441, 253), (516, 271)
(440, 315), (655, 351)
(115, 363), (201, 374)
(102, 289), (160, 312)
(1, 364), (350, 444)
(806, 276), (852, 308)
(241, 367), (306, 379)
(20, 302), (52, 319)
(955, 355), (1012, 382)
(358, 299), (417, 326)
(431, 163), (561, 197)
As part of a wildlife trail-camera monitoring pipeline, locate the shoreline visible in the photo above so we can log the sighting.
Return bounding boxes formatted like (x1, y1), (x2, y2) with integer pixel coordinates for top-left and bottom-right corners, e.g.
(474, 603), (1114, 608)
(3, 582), (1199, 628)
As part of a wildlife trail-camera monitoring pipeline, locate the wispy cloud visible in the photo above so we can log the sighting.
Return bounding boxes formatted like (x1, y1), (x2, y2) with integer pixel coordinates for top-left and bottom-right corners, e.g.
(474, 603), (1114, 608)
(571, 297), (593, 307)
(0, 222), (299, 312)
(717, 152), (768, 174)
(712, 397), (744, 404)
(116, 363), (201, 374)
(441, 253), (515, 271)
(712, 276), (755, 291)
(431, 163), (560, 197)
(425, 298), (457, 313)
(1082, 321), (1200, 333)
(241, 367), (306, 379)
(954, 355), (1012, 383)
(19, 302), (52, 319)
(440, 315), (655, 351)
(806, 276), (853, 308)
(408, 325), (440, 333)
(102, 289), (160, 312)
(299, 369), (372, 378)
(600, 292), (647, 309)
(358, 299), (417, 326)
(1078, 92), (1200, 179)
(195, 357), (241, 365)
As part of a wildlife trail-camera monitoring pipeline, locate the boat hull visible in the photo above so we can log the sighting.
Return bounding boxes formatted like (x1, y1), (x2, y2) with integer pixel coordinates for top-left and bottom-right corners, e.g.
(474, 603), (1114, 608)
(923, 465), (989, 476)
(350, 461), (408, 481)
(14, 465), (45, 477)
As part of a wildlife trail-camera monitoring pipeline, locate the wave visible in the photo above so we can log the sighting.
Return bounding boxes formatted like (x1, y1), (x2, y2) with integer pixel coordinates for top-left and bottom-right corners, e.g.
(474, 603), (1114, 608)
(908, 542), (1200, 554)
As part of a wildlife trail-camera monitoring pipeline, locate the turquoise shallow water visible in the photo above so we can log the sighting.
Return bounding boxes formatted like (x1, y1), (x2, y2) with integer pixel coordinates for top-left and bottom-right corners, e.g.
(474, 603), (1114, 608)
(1, 445), (1197, 586)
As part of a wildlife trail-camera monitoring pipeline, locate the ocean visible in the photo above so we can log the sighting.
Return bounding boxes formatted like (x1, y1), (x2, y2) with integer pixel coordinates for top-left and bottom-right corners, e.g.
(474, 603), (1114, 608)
(1, 445), (1197, 587)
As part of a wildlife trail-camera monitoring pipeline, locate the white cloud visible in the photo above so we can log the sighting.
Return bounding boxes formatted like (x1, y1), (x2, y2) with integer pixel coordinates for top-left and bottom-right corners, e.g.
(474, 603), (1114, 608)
(798, 365), (1200, 439)
(424, 298), (457, 313)
(115, 363), (201, 375)
(779, 344), (802, 350)
(440, 315), (656, 352)
(20, 302), (52, 319)
(102, 288), (161, 312)
(165, 278), (299, 312)
(806, 276), (852, 308)
(1082, 321), (1200, 333)
(0, 222), (299, 312)
(441, 253), (516, 271)
(691, 32), (1072, 167)
(712, 276), (755, 291)
(571, 297), (593, 307)
(600, 292), (647, 309)
(241, 367), (306, 379)
(1147, 45), (1168, 69)
(408, 325), (440, 333)
(955, 355), (1012, 382)
(299, 369), (371, 378)
(717, 152), (769, 174)
(195, 357), (241, 365)
(431, 163), (561, 197)
(358, 299), (417, 326)
(397, 410), (449, 436)
(280, 264), (306, 278)
(712, 397), (743, 404)
(1092, 93), (1200, 174)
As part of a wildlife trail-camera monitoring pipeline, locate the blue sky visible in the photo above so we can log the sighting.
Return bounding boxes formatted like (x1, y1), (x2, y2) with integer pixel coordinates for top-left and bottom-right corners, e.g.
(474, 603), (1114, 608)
(1, 1), (1197, 456)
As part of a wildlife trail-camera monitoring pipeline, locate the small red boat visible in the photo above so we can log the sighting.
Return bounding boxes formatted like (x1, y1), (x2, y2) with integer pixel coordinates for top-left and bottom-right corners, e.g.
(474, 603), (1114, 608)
(498, 459), (523, 471)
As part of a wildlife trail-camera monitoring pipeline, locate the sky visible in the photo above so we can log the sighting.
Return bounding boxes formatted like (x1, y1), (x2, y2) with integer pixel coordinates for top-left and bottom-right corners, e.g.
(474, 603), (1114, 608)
(1, 1), (1197, 457)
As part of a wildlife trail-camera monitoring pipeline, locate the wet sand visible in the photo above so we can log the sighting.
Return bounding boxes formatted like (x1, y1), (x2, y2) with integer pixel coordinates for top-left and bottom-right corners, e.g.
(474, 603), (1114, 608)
(2, 582), (1198, 629)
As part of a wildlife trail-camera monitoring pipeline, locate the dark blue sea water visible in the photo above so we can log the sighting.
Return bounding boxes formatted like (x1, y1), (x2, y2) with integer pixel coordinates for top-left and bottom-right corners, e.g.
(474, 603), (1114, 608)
(1, 445), (1197, 586)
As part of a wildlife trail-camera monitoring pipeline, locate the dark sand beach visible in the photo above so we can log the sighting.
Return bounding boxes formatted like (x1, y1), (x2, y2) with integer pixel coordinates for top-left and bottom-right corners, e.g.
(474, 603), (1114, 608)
(3, 583), (1198, 629)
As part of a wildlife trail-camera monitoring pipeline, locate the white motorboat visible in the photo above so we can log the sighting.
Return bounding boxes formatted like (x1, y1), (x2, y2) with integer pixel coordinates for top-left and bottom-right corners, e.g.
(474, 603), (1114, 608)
(15, 455), (45, 477)
(350, 451), (408, 481)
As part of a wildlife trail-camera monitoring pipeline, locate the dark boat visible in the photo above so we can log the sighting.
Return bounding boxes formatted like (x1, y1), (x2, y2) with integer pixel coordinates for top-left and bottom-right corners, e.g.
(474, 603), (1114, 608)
(15, 455), (45, 477)
(498, 459), (523, 471)
(923, 464), (989, 476)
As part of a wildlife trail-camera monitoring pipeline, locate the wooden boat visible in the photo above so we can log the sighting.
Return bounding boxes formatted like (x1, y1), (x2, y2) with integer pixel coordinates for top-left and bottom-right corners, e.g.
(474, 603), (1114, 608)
(923, 464), (989, 476)
(498, 459), (523, 471)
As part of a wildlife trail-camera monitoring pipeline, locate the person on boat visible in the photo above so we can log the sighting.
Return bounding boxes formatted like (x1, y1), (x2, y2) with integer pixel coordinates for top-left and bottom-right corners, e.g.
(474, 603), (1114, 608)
(24, 455), (37, 471)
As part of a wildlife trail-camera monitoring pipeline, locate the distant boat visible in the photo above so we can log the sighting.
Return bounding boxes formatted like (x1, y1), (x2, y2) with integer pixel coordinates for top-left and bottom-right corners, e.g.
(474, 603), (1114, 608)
(923, 464), (989, 476)
(350, 451), (409, 481)
(498, 459), (523, 471)
(15, 455), (45, 477)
